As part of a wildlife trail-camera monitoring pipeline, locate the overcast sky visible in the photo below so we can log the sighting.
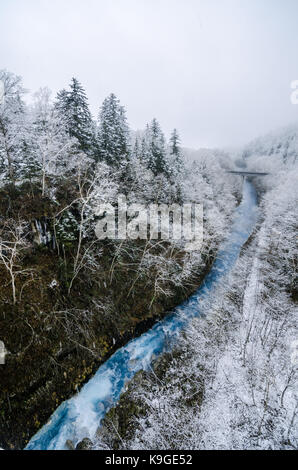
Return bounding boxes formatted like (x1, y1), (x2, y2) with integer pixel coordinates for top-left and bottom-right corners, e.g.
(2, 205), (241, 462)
(1, 0), (298, 148)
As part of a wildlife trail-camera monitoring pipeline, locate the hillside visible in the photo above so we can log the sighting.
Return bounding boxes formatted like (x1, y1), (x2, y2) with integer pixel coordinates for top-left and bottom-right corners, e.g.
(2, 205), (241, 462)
(0, 70), (240, 449)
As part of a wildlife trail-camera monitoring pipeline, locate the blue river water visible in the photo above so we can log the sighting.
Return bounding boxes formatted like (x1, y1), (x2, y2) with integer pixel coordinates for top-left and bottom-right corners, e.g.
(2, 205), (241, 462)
(26, 180), (258, 450)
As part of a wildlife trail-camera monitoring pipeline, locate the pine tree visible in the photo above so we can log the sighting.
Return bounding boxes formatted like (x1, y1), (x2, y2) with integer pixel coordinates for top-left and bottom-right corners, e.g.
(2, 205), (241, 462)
(18, 138), (41, 183)
(55, 89), (69, 120)
(170, 128), (180, 158)
(169, 128), (184, 177)
(97, 93), (130, 166)
(168, 128), (184, 201)
(55, 78), (93, 154)
(146, 118), (169, 176)
(132, 135), (141, 160)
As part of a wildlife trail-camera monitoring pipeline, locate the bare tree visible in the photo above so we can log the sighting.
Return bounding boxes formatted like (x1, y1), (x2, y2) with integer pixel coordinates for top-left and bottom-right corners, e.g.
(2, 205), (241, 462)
(54, 161), (118, 294)
(0, 70), (26, 184)
(0, 219), (31, 304)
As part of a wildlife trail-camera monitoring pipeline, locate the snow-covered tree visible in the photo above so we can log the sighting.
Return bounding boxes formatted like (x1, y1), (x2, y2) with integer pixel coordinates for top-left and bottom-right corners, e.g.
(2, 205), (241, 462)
(97, 93), (130, 167)
(29, 88), (82, 195)
(132, 135), (141, 161)
(167, 129), (185, 201)
(55, 78), (93, 154)
(54, 161), (119, 293)
(242, 125), (298, 167)
(145, 119), (169, 177)
(0, 70), (27, 184)
(169, 129), (184, 177)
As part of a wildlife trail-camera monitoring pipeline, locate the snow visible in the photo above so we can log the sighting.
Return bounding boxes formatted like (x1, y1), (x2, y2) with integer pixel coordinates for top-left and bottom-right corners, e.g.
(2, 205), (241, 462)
(114, 156), (298, 451)
(26, 180), (257, 450)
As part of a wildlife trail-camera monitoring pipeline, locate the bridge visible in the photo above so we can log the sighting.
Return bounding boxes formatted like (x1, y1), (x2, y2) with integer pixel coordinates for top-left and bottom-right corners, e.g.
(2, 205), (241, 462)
(227, 171), (269, 177)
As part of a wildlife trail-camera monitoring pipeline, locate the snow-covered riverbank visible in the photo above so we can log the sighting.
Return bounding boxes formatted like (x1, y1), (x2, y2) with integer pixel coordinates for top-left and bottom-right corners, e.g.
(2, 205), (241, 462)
(98, 168), (297, 451)
(26, 180), (258, 450)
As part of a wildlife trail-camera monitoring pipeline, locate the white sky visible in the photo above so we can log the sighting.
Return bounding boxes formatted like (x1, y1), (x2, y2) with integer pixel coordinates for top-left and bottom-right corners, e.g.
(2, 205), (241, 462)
(1, 0), (298, 148)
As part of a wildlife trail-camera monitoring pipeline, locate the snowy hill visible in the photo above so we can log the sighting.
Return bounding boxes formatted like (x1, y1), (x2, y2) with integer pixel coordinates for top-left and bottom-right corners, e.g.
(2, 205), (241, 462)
(243, 124), (298, 166)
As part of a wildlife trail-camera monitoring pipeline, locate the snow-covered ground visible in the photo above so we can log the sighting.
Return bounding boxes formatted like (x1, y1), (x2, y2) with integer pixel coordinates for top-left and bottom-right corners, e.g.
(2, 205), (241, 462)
(101, 162), (297, 451)
(25, 180), (257, 450)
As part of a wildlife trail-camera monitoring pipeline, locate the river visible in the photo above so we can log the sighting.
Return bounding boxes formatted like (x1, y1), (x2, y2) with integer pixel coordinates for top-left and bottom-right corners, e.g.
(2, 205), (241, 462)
(26, 179), (258, 450)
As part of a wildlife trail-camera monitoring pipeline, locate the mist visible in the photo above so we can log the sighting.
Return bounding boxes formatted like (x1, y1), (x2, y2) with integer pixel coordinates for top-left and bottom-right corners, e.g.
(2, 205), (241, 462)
(1, 0), (298, 148)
